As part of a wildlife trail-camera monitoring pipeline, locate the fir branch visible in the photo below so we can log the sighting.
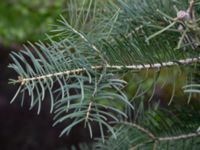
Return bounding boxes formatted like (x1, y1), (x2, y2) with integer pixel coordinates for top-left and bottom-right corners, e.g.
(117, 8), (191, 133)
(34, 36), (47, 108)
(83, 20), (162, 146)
(59, 15), (108, 64)
(60, 15), (100, 53)
(121, 122), (156, 140)
(8, 0), (200, 147)
(158, 132), (200, 141)
(127, 121), (200, 150)
(16, 56), (200, 84)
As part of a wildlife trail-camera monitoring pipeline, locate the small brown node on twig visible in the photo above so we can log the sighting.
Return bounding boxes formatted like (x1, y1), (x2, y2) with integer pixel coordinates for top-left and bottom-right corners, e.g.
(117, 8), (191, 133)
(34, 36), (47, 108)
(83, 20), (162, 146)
(69, 47), (76, 53)
(18, 76), (25, 85)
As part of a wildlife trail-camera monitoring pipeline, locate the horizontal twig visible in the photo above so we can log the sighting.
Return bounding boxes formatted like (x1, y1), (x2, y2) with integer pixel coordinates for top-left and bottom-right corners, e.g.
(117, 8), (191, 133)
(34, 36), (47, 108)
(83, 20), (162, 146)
(122, 123), (200, 148)
(158, 132), (200, 141)
(18, 56), (200, 84)
(127, 120), (200, 150)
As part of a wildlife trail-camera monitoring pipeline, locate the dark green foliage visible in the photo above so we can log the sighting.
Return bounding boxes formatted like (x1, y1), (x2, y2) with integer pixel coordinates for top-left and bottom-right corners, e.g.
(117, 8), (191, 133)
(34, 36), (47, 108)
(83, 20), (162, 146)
(96, 104), (200, 150)
(0, 0), (64, 44)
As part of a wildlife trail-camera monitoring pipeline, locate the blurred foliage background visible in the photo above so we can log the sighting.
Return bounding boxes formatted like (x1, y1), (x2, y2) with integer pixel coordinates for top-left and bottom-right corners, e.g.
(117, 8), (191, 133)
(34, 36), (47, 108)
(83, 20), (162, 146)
(0, 0), (65, 45)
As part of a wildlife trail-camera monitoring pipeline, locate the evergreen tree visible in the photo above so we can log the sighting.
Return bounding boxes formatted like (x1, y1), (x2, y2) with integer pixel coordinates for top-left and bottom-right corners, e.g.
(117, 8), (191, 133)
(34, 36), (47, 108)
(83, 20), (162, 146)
(8, 0), (200, 149)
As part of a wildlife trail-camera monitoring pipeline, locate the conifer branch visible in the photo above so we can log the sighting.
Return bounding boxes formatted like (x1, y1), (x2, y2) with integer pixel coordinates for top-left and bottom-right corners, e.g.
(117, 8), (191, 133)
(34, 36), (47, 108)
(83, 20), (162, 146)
(63, 17), (101, 54)
(158, 132), (200, 141)
(128, 122), (200, 150)
(9, 0), (200, 148)
(17, 56), (200, 84)
(122, 122), (156, 140)
(60, 15), (108, 64)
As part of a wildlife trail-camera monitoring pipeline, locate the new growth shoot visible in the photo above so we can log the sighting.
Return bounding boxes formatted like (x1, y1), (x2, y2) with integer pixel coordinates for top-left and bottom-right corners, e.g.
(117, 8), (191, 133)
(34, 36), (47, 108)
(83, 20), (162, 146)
(146, 0), (200, 50)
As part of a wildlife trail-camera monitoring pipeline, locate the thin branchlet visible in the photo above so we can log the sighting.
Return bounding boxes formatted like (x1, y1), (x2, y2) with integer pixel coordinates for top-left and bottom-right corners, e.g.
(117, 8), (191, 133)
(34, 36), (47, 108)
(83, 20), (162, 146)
(128, 121), (200, 150)
(147, 0), (200, 50)
(61, 16), (108, 64)
(188, 0), (195, 15)
(120, 122), (156, 140)
(158, 132), (200, 141)
(85, 102), (93, 123)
